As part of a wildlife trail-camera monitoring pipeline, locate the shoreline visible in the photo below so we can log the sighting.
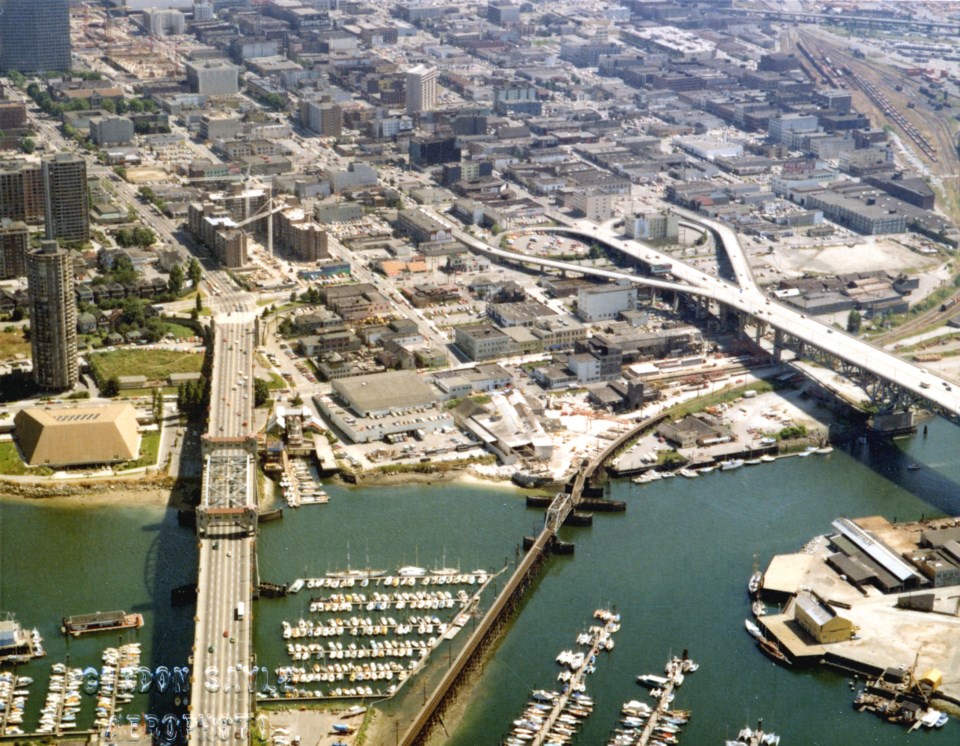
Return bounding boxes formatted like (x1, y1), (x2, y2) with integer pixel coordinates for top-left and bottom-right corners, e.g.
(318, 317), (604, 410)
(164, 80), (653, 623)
(0, 475), (195, 509)
(339, 467), (529, 491)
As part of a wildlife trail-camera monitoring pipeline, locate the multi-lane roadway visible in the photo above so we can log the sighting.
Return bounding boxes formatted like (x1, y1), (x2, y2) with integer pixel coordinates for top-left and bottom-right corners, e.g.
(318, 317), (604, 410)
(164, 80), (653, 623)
(189, 311), (259, 745)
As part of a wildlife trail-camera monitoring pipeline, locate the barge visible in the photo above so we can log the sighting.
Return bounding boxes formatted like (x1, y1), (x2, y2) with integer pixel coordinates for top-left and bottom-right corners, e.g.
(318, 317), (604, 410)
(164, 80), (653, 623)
(61, 610), (144, 637)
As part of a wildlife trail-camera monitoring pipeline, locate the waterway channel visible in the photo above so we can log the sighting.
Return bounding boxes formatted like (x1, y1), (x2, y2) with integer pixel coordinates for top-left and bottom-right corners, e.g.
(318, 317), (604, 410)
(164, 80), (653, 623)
(1, 417), (959, 744)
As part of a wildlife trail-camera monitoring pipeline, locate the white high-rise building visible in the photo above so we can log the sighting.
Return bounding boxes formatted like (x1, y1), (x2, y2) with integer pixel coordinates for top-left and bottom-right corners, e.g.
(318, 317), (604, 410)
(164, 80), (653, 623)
(406, 64), (438, 115)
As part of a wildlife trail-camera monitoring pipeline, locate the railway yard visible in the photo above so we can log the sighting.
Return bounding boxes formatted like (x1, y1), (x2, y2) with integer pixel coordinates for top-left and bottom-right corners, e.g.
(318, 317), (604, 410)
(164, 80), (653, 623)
(786, 27), (960, 220)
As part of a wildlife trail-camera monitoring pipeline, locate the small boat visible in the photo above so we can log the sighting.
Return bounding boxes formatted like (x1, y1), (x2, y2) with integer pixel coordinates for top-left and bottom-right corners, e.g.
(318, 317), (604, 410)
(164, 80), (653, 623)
(744, 619), (762, 639)
(288, 579), (305, 594)
(677, 468), (698, 479)
(698, 466), (716, 474)
(748, 572), (762, 595)
(907, 464), (921, 471)
(760, 454), (776, 463)
(636, 673), (669, 688)
(816, 446), (833, 455)
(744, 458), (763, 466)
(757, 637), (790, 666)
(752, 600), (766, 618)
(720, 459), (744, 471)
(397, 566), (426, 577)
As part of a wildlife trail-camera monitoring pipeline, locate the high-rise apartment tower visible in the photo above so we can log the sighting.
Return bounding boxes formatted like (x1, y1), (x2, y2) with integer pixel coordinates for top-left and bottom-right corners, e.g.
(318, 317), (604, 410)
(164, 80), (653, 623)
(43, 154), (89, 243)
(26, 239), (77, 390)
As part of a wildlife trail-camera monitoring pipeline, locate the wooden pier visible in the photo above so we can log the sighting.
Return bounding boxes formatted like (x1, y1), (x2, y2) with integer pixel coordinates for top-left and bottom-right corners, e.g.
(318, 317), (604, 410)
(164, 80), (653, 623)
(396, 411), (667, 744)
(530, 618), (617, 746)
(635, 657), (693, 746)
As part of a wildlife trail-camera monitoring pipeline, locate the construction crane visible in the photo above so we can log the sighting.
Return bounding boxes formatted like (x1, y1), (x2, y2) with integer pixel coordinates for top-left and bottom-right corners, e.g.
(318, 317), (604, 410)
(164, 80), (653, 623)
(231, 196), (287, 257)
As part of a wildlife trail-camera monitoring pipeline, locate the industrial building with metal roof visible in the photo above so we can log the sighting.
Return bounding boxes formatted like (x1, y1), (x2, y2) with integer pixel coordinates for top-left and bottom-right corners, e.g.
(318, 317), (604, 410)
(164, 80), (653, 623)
(14, 402), (141, 467)
(332, 370), (439, 417)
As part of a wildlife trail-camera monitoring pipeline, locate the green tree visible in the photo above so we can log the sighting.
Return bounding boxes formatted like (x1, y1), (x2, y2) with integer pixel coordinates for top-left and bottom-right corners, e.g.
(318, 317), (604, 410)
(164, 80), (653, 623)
(195, 293), (203, 313)
(846, 309), (862, 334)
(188, 257), (203, 288)
(152, 387), (164, 423)
(168, 264), (184, 296)
(102, 376), (120, 397)
(121, 297), (145, 327)
(132, 226), (156, 247)
(253, 378), (270, 408)
(8, 70), (26, 88)
(18, 137), (35, 154)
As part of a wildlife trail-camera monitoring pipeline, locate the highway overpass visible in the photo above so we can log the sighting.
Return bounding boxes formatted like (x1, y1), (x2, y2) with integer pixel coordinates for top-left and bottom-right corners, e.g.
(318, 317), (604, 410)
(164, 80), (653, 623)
(443, 214), (960, 423)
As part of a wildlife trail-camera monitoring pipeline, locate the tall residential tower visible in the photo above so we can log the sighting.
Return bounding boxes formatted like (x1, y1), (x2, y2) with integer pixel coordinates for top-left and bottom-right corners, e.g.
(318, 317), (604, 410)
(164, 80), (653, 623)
(43, 153), (89, 243)
(26, 240), (77, 391)
(0, 0), (71, 74)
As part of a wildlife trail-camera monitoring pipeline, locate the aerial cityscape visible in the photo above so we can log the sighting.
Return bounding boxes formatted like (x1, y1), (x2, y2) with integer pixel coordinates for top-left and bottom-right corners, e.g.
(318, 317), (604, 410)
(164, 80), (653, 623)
(4, 0), (960, 744)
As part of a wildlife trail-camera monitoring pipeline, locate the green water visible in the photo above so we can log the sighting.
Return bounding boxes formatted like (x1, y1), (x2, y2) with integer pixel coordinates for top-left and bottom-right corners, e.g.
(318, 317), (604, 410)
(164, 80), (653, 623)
(2, 418), (960, 744)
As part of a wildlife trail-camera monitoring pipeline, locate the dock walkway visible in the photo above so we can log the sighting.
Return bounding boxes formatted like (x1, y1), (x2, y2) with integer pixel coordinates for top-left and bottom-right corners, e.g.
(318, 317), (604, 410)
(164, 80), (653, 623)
(636, 656), (694, 746)
(531, 616), (618, 745)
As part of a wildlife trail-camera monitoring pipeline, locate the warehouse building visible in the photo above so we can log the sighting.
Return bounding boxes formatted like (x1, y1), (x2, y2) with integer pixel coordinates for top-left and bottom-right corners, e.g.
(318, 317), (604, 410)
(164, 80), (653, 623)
(333, 370), (439, 418)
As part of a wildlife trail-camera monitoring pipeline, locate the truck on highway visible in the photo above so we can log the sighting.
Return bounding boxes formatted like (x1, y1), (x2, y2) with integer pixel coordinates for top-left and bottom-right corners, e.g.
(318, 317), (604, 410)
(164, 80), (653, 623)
(235, 602), (245, 620)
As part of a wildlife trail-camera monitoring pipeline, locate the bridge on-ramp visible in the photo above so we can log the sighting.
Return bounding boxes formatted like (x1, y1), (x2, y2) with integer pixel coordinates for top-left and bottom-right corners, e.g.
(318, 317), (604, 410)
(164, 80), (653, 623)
(439, 211), (960, 425)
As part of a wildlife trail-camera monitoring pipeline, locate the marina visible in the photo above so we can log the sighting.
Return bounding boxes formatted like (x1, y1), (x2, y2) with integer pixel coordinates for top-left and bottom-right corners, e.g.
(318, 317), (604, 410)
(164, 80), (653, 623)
(0, 614), (44, 664)
(632, 654), (697, 746)
(93, 643), (141, 733)
(502, 608), (620, 745)
(271, 565), (498, 700)
(0, 671), (31, 736)
(280, 457), (329, 508)
(36, 664), (83, 736)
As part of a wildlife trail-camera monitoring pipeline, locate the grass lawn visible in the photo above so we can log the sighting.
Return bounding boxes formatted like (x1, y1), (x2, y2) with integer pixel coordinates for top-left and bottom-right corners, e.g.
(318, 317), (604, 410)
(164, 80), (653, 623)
(0, 331), (30, 362)
(162, 321), (199, 339)
(0, 441), (52, 476)
(264, 370), (285, 389)
(117, 430), (161, 471)
(89, 348), (204, 384)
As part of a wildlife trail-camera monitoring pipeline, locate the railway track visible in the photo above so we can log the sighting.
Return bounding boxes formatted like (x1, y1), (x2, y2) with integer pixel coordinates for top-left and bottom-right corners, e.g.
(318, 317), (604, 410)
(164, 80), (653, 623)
(797, 33), (940, 163)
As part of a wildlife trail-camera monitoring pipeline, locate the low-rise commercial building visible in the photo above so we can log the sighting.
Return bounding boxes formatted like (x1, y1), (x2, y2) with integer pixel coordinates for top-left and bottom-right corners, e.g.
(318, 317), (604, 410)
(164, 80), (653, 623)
(454, 323), (516, 361)
(577, 284), (637, 322)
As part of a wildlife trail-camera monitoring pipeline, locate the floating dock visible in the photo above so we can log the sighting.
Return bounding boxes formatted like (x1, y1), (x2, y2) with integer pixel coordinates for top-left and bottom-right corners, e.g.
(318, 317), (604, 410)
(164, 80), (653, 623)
(635, 654), (697, 745)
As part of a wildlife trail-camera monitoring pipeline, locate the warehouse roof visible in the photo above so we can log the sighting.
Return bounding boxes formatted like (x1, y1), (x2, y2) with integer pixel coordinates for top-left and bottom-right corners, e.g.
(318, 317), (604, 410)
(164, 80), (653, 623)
(333, 370), (439, 416)
(15, 403), (140, 467)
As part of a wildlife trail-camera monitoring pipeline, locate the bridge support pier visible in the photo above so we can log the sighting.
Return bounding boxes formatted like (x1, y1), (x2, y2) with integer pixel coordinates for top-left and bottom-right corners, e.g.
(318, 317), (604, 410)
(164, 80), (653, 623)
(869, 410), (917, 435)
(773, 329), (784, 362)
